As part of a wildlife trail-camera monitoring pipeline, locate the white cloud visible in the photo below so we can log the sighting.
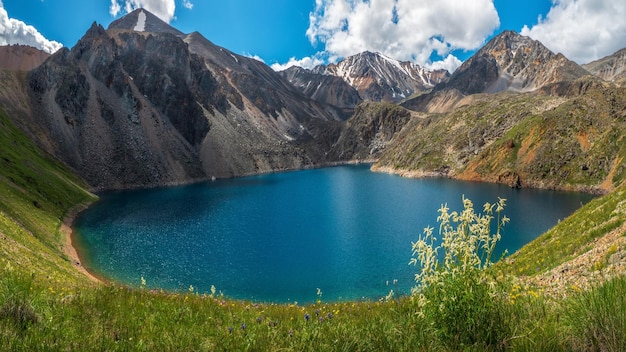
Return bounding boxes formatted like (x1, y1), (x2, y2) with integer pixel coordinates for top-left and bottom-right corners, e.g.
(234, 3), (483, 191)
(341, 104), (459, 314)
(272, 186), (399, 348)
(521, 0), (626, 64)
(294, 0), (500, 72)
(426, 54), (463, 74)
(0, 1), (63, 53)
(109, 0), (176, 23)
(182, 0), (193, 10)
(271, 53), (327, 71)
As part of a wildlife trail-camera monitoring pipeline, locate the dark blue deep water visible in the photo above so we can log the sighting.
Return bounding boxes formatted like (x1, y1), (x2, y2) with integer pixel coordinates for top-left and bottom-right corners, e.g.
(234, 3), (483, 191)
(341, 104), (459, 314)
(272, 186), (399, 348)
(74, 165), (594, 303)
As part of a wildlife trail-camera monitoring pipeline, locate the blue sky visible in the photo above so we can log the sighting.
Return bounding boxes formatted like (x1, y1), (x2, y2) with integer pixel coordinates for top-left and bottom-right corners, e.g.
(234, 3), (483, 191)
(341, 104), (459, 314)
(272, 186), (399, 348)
(1, 0), (625, 72)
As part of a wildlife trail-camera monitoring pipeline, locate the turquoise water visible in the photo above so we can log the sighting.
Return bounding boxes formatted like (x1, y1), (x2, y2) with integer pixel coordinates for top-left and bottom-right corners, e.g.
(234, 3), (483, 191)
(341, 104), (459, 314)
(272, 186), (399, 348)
(75, 165), (594, 303)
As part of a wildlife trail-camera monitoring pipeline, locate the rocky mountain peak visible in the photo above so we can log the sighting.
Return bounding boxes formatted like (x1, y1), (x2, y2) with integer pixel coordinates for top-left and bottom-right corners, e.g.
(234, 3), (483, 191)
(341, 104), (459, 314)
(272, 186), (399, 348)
(319, 51), (449, 101)
(437, 30), (589, 95)
(281, 51), (449, 109)
(107, 8), (183, 36)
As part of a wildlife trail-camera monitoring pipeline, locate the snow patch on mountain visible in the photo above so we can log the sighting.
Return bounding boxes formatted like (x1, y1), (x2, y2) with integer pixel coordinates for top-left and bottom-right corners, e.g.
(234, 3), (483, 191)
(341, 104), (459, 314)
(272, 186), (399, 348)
(134, 10), (146, 32)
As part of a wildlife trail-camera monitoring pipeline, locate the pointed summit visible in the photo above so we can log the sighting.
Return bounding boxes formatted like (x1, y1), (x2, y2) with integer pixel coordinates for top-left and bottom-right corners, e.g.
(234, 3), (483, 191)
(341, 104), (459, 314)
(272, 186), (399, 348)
(108, 8), (183, 36)
(441, 30), (588, 95)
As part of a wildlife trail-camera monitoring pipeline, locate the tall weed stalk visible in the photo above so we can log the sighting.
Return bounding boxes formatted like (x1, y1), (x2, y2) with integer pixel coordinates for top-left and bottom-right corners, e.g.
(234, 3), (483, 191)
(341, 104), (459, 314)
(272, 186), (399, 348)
(410, 196), (511, 350)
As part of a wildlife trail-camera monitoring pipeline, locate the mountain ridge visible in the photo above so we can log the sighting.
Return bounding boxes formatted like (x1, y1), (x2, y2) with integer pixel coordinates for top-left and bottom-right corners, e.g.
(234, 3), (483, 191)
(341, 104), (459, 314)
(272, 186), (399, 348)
(279, 51), (449, 109)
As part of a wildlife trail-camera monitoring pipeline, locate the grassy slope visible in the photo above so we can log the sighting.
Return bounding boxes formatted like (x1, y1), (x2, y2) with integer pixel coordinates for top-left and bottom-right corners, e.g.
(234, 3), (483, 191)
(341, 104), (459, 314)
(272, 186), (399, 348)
(0, 108), (96, 287)
(502, 182), (626, 277)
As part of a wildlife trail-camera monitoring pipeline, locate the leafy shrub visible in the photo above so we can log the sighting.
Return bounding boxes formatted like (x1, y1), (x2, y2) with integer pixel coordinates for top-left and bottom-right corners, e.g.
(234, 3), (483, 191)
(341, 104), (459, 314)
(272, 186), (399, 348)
(410, 196), (511, 350)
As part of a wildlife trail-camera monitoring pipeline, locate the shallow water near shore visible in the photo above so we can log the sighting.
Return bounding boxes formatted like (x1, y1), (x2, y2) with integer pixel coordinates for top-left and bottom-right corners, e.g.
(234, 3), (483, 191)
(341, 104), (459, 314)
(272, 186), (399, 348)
(74, 165), (595, 303)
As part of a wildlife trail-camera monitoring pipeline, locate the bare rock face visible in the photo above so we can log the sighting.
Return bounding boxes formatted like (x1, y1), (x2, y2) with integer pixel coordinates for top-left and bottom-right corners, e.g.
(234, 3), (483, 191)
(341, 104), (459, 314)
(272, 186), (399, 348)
(0, 45), (50, 71)
(583, 47), (626, 83)
(23, 9), (347, 190)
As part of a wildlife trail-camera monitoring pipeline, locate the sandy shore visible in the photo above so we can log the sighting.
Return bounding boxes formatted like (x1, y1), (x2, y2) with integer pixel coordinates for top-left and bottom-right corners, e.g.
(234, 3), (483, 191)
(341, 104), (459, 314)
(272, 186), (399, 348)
(61, 202), (102, 283)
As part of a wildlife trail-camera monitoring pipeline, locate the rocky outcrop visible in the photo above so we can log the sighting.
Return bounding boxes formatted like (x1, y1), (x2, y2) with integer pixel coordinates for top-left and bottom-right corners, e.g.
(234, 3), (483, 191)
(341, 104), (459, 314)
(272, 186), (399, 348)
(448, 30), (589, 94)
(327, 102), (413, 161)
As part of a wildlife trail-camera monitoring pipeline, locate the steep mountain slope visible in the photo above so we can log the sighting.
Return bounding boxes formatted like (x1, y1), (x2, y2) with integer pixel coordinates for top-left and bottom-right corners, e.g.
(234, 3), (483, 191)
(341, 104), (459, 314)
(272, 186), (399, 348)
(17, 9), (347, 190)
(0, 45), (49, 71)
(280, 51), (449, 107)
(402, 31), (590, 113)
(583, 47), (626, 83)
(376, 80), (626, 193)
(327, 102), (414, 161)
(279, 65), (362, 110)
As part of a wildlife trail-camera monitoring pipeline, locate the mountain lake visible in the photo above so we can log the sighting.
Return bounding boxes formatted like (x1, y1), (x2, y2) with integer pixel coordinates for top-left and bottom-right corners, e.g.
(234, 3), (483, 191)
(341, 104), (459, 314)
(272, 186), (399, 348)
(74, 164), (595, 303)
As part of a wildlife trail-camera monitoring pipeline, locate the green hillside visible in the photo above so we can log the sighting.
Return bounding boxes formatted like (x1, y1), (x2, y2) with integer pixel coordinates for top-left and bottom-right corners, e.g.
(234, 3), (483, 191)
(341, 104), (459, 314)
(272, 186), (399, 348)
(376, 81), (626, 193)
(0, 108), (96, 287)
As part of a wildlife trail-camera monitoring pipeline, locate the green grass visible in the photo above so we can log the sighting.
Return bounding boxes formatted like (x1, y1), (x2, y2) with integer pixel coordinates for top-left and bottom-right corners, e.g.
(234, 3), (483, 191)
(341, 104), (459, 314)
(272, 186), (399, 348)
(501, 184), (626, 276)
(0, 108), (97, 287)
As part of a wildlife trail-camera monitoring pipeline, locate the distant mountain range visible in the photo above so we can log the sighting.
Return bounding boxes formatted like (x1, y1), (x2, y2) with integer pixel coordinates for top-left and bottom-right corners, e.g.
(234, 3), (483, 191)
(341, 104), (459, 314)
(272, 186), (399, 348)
(279, 51), (449, 108)
(0, 8), (625, 192)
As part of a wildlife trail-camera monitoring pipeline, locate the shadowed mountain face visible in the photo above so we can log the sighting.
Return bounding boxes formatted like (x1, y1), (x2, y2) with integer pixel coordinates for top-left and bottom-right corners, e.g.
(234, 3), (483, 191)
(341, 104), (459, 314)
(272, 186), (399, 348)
(21, 9), (348, 190)
(279, 51), (449, 108)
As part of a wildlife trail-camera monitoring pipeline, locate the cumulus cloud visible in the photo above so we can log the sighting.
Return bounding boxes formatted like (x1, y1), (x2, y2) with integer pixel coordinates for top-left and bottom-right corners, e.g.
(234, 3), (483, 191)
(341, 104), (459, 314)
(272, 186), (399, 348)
(271, 53), (327, 71)
(425, 54), (463, 74)
(274, 0), (499, 72)
(521, 0), (626, 64)
(109, 0), (176, 23)
(0, 1), (63, 53)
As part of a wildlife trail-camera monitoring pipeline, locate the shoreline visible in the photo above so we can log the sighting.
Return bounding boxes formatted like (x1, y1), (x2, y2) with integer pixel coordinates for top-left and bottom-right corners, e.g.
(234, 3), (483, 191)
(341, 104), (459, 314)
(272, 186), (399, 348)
(61, 201), (103, 284)
(370, 164), (609, 195)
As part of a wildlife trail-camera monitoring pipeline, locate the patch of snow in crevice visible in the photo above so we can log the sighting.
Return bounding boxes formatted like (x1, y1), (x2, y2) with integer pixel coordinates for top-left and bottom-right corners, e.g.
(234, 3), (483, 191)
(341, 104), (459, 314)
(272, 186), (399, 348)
(134, 10), (146, 32)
